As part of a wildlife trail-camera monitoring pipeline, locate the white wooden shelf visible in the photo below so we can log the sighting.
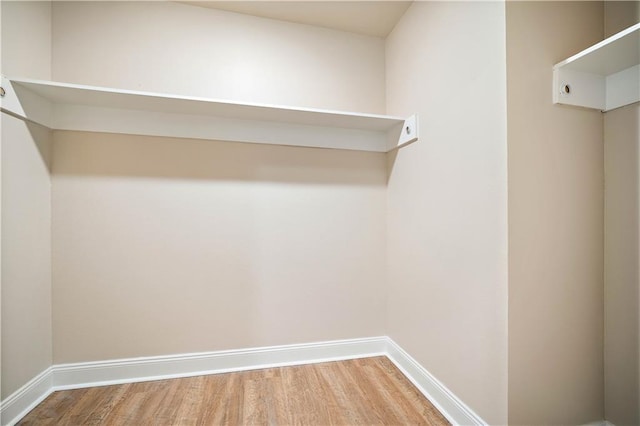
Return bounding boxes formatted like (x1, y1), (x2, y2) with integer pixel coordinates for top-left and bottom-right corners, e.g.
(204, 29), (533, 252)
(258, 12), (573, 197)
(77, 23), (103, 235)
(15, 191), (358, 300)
(553, 23), (640, 112)
(0, 76), (417, 152)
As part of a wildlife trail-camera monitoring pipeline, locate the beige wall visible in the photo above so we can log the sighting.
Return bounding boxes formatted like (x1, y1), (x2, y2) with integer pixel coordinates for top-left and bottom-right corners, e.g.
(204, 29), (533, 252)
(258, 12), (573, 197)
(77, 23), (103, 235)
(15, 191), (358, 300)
(604, 103), (640, 426)
(385, 2), (508, 423)
(507, 2), (604, 424)
(1, 1), (53, 399)
(604, 4), (640, 423)
(1, 0), (51, 80)
(52, 1), (386, 114)
(1, 0), (4, 406)
(1, 118), (52, 399)
(51, 133), (387, 363)
(604, 0), (639, 37)
(49, 1), (388, 364)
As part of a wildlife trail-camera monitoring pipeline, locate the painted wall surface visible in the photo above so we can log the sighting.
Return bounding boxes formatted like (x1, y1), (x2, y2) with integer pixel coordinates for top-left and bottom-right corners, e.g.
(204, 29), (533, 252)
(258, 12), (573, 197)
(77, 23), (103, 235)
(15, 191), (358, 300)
(507, 2), (604, 424)
(604, 103), (640, 426)
(52, 1), (386, 114)
(50, 1), (388, 364)
(1, 0), (2, 408)
(51, 132), (387, 363)
(385, 2), (508, 423)
(1, 118), (52, 399)
(604, 0), (639, 38)
(1, 0), (51, 81)
(0, 1), (52, 399)
(604, 3), (640, 424)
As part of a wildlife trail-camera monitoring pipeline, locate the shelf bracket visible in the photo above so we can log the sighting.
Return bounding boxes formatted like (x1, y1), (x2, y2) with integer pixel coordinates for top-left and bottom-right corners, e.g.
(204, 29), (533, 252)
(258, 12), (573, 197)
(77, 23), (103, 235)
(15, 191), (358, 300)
(387, 114), (418, 151)
(552, 23), (640, 112)
(553, 65), (639, 112)
(0, 75), (53, 127)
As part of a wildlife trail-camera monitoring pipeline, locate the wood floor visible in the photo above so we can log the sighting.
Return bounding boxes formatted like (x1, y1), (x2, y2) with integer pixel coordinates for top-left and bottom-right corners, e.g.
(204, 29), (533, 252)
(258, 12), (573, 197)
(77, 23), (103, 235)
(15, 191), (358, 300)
(18, 356), (450, 425)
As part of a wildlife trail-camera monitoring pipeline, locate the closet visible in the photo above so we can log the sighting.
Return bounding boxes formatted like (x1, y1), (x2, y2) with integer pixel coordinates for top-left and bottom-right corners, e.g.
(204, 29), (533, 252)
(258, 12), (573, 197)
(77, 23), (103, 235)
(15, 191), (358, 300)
(2, 1), (638, 425)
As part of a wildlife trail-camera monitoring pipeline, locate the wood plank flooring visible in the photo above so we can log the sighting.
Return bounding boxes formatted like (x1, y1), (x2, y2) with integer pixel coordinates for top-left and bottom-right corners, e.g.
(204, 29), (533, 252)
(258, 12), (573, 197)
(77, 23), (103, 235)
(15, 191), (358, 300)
(18, 356), (450, 425)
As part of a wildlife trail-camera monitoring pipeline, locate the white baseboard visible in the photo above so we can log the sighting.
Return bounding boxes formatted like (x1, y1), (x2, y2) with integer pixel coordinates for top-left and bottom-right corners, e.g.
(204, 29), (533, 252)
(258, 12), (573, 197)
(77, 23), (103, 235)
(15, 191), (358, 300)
(1, 336), (485, 426)
(1, 337), (385, 426)
(385, 338), (486, 425)
(52, 336), (387, 390)
(0, 367), (53, 426)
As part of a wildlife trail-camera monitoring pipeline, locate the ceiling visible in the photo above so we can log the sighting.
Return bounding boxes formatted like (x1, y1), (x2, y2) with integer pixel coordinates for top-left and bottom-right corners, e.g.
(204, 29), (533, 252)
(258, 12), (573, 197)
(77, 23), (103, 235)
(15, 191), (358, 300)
(178, 1), (413, 38)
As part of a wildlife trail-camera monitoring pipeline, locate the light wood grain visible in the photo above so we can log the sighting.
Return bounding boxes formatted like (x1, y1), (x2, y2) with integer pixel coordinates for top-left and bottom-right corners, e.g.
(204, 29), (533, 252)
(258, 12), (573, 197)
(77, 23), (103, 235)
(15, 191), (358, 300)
(17, 356), (450, 425)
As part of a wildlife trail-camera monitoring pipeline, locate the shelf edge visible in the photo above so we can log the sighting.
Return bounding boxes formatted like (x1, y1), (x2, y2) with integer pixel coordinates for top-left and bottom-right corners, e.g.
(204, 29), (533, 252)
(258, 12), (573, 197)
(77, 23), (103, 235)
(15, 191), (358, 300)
(2, 75), (419, 152)
(8, 76), (408, 124)
(553, 22), (640, 70)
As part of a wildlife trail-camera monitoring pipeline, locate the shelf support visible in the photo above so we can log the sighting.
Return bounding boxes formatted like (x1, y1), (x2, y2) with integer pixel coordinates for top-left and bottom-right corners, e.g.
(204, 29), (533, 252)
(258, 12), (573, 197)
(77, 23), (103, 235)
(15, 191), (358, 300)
(553, 65), (639, 112)
(552, 23), (640, 112)
(0, 75), (53, 127)
(387, 114), (418, 151)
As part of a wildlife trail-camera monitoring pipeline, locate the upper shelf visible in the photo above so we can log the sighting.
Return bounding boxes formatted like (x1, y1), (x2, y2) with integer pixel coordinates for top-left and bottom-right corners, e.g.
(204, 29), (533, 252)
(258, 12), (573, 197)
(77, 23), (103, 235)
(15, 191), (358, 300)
(553, 23), (640, 112)
(0, 76), (417, 152)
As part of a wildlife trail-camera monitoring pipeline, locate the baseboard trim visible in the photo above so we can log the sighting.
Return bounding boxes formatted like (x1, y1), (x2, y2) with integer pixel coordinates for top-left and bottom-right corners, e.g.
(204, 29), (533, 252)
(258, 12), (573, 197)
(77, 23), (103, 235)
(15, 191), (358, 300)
(385, 338), (487, 425)
(2, 336), (486, 426)
(1, 337), (385, 425)
(0, 367), (53, 426)
(52, 336), (388, 390)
